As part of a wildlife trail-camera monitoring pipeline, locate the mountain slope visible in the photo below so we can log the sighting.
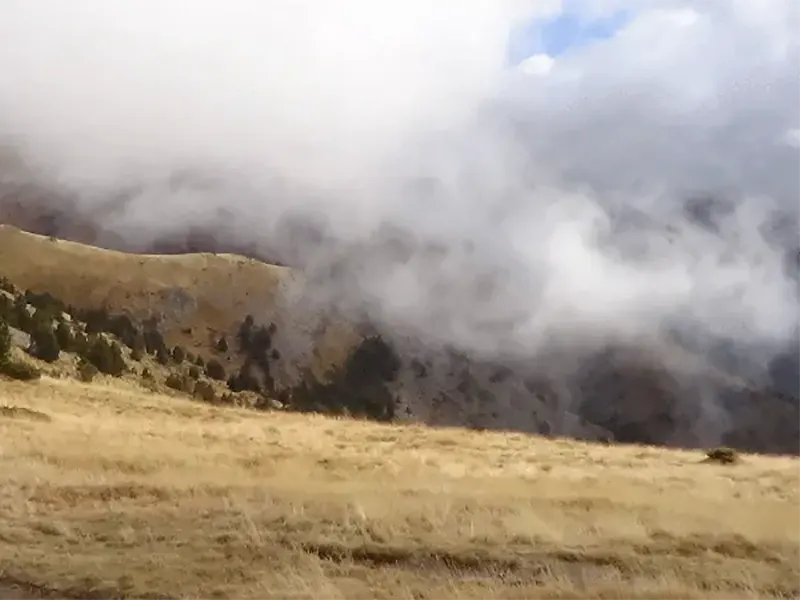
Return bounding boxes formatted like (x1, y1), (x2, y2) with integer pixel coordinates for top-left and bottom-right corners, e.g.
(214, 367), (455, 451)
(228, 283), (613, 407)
(0, 225), (291, 358)
(0, 224), (796, 455)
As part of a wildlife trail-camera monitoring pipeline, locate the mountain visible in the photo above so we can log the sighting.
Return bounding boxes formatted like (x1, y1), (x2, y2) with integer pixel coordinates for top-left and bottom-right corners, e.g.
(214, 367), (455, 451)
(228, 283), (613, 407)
(0, 223), (796, 455)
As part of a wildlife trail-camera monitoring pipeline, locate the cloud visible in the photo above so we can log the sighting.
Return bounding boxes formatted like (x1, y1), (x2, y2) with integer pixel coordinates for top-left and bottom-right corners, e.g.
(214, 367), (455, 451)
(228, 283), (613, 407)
(0, 0), (797, 373)
(519, 54), (555, 76)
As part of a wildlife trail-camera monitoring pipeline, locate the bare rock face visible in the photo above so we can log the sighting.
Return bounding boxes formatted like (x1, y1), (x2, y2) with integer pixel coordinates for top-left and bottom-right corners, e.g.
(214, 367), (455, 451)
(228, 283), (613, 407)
(9, 326), (30, 350)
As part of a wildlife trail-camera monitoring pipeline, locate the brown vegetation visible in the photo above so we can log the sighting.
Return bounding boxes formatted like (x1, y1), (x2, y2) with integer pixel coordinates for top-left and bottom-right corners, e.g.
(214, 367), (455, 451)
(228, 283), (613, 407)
(0, 225), (291, 363)
(0, 376), (797, 599)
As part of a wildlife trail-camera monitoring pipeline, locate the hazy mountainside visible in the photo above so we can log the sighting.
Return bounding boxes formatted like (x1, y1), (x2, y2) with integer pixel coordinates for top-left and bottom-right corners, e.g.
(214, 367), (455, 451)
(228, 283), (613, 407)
(0, 179), (273, 260)
(0, 224), (796, 455)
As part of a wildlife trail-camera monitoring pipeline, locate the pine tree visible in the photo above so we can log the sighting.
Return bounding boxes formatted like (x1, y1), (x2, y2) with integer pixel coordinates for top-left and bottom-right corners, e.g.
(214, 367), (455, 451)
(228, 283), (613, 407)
(30, 324), (61, 363)
(55, 321), (74, 352)
(0, 317), (11, 363)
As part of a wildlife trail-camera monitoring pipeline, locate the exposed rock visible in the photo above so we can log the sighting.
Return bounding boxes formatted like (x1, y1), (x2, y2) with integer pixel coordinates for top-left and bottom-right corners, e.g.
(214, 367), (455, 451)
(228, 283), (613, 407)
(9, 326), (30, 349)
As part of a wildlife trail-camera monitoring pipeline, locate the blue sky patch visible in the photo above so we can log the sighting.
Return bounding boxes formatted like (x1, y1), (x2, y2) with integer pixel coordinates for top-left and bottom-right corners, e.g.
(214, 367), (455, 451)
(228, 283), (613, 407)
(508, 7), (630, 65)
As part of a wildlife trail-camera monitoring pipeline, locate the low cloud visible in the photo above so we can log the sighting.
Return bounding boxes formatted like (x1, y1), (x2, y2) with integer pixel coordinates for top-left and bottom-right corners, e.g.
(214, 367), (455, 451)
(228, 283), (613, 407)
(0, 0), (797, 378)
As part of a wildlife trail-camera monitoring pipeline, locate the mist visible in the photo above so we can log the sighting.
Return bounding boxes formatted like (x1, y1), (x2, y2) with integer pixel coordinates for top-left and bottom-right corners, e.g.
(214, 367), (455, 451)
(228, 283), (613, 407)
(0, 1), (798, 400)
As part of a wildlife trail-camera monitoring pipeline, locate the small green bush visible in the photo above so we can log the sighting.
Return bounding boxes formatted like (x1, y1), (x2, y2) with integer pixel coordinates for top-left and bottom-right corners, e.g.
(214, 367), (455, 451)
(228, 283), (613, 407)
(193, 380), (217, 403)
(171, 345), (186, 364)
(706, 447), (739, 465)
(29, 324), (61, 363)
(0, 359), (41, 381)
(227, 362), (261, 393)
(144, 328), (167, 356)
(55, 321), (74, 352)
(82, 336), (126, 377)
(0, 319), (42, 381)
(205, 359), (226, 381)
(165, 372), (191, 393)
(0, 317), (11, 361)
(76, 358), (99, 383)
(0, 277), (15, 294)
(155, 346), (170, 366)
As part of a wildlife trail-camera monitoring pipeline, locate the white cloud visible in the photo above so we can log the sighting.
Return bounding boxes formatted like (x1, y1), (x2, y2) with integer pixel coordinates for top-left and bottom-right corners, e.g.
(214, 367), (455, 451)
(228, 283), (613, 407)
(518, 53), (555, 76)
(785, 129), (800, 148)
(0, 0), (796, 365)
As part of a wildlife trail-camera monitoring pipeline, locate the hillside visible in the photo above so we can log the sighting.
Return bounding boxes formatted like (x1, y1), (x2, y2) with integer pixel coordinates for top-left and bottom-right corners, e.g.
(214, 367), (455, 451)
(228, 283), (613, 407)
(0, 375), (797, 599)
(0, 225), (290, 357)
(0, 225), (363, 384)
(0, 224), (797, 455)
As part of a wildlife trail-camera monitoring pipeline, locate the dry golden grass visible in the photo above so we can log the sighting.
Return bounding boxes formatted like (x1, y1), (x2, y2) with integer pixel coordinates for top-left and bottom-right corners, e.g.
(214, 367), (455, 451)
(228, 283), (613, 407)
(0, 225), (290, 354)
(0, 377), (797, 599)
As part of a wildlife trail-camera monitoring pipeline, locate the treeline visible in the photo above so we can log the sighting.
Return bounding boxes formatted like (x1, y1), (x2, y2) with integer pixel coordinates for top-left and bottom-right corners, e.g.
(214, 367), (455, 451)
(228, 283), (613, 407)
(0, 276), (402, 422)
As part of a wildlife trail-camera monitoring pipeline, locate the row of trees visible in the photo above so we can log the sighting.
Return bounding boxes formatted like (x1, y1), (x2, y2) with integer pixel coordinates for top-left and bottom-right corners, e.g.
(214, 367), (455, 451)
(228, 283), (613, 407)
(0, 278), (404, 423)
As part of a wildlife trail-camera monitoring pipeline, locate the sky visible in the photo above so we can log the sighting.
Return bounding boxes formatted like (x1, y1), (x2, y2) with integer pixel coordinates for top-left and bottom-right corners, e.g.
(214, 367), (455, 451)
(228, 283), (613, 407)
(509, 4), (630, 62)
(0, 0), (797, 370)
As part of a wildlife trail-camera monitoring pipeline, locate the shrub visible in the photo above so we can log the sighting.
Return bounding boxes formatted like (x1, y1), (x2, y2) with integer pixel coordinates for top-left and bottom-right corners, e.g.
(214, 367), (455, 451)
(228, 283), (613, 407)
(24, 290), (65, 316)
(107, 314), (138, 346)
(0, 359), (41, 381)
(29, 324), (61, 363)
(55, 321), (74, 352)
(188, 365), (201, 379)
(83, 336), (126, 377)
(0, 317), (11, 362)
(72, 332), (90, 355)
(286, 335), (399, 422)
(227, 362), (261, 393)
(250, 325), (273, 354)
(130, 347), (144, 361)
(0, 277), (15, 294)
(237, 315), (254, 352)
(12, 295), (32, 332)
(155, 346), (170, 366)
(205, 359), (226, 381)
(83, 308), (111, 335)
(0, 316), (41, 382)
(0, 294), (12, 323)
(706, 447), (739, 465)
(144, 328), (167, 356)
(165, 372), (191, 393)
(171, 345), (186, 364)
(195, 355), (205, 368)
(126, 331), (146, 355)
(215, 335), (229, 353)
(76, 357), (99, 383)
(193, 380), (217, 403)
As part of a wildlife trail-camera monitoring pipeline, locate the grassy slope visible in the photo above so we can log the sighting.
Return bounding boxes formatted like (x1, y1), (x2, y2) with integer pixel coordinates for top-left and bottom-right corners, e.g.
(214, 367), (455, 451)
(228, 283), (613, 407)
(0, 225), (360, 383)
(0, 225), (289, 356)
(0, 376), (797, 599)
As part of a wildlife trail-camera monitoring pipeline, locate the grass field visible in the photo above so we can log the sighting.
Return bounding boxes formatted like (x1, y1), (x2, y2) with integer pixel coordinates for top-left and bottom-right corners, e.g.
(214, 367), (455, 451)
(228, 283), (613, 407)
(0, 376), (797, 599)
